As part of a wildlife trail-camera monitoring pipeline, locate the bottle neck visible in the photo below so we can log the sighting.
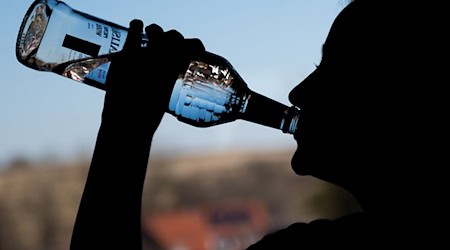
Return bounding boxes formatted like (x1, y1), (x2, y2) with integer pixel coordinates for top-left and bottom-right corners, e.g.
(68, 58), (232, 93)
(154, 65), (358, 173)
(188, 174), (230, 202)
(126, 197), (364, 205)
(240, 91), (300, 134)
(280, 105), (300, 134)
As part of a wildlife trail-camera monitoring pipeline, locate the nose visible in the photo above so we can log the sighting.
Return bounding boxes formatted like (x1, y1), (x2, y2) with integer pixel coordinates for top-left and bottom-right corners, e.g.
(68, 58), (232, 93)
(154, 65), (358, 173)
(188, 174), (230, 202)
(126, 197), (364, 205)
(288, 68), (319, 108)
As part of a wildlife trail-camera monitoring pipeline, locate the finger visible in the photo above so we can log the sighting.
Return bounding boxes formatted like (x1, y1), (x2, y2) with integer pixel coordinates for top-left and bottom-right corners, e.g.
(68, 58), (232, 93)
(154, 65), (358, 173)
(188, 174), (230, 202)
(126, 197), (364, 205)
(164, 29), (184, 42)
(184, 38), (206, 56)
(123, 19), (144, 51)
(160, 29), (185, 52)
(177, 38), (205, 72)
(174, 38), (205, 75)
(129, 19), (144, 33)
(145, 23), (164, 45)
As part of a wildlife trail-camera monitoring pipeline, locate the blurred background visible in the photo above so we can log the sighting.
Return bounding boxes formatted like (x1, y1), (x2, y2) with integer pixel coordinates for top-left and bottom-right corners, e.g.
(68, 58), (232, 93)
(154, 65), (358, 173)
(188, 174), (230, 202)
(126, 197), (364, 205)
(1, 1), (360, 249)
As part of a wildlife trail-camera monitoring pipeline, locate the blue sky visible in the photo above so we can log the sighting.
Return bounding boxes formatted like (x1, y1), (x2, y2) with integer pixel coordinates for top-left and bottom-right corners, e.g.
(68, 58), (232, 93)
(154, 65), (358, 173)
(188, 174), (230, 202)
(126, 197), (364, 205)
(1, 0), (345, 165)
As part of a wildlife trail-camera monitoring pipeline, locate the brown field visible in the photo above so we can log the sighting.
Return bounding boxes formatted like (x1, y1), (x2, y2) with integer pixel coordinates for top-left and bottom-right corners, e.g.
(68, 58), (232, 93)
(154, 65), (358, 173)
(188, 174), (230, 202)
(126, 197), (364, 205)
(0, 149), (360, 250)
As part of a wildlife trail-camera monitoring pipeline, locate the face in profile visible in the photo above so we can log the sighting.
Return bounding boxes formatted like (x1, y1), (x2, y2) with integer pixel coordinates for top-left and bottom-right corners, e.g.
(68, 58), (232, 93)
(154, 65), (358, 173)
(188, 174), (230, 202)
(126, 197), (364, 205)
(287, 1), (381, 194)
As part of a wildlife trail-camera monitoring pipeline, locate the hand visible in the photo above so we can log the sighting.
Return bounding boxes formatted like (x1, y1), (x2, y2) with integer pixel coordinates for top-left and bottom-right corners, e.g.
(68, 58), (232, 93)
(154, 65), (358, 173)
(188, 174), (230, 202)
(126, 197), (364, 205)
(103, 19), (205, 133)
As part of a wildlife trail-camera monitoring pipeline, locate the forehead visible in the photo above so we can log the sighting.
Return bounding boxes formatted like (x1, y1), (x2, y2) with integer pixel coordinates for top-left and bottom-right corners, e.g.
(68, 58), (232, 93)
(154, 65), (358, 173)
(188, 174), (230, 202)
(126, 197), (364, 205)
(321, 2), (372, 61)
(320, 4), (365, 61)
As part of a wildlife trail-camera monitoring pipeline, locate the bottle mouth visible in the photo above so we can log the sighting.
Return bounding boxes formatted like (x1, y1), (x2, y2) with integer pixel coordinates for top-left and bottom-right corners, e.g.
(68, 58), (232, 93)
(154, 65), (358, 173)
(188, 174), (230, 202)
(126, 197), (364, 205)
(281, 106), (300, 134)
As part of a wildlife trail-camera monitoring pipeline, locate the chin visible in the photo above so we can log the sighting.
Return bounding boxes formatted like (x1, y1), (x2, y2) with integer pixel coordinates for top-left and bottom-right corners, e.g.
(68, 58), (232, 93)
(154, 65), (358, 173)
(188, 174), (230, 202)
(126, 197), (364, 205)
(290, 147), (304, 175)
(290, 132), (303, 175)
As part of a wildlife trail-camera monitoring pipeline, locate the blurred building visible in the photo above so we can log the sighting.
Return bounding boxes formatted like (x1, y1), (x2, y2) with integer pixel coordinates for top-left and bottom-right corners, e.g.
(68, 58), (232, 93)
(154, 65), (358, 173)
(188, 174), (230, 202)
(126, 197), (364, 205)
(142, 199), (270, 250)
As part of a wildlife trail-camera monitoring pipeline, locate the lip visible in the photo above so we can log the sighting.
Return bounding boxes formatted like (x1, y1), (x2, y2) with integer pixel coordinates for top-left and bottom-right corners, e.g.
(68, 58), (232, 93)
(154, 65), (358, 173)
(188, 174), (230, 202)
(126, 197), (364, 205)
(293, 130), (301, 142)
(290, 144), (302, 175)
(289, 114), (302, 171)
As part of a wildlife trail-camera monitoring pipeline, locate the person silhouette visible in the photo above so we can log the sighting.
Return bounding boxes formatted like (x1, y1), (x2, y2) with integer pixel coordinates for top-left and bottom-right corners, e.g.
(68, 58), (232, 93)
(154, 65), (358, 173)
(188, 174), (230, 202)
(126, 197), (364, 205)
(70, 0), (441, 249)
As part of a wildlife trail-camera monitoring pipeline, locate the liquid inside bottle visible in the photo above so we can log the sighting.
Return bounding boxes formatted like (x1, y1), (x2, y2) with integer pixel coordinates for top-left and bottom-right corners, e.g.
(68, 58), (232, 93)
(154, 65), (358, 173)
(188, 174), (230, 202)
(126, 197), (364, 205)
(16, 0), (300, 134)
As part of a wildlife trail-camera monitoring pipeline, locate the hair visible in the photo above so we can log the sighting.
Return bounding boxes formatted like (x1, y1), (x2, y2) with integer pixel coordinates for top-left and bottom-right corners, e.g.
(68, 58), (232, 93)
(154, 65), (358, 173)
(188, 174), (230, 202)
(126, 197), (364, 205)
(339, 0), (356, 9)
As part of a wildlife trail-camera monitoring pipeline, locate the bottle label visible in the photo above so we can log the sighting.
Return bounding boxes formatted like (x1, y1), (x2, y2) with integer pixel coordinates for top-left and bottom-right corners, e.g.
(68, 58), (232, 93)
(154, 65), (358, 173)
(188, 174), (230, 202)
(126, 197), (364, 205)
(62, 34), (101, 57)
(34, 6), (127, 84)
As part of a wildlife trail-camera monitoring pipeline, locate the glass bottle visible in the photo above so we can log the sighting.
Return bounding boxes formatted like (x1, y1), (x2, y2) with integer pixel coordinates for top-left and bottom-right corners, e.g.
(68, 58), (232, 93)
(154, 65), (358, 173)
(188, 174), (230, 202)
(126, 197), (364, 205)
(16, 0), (300, 134)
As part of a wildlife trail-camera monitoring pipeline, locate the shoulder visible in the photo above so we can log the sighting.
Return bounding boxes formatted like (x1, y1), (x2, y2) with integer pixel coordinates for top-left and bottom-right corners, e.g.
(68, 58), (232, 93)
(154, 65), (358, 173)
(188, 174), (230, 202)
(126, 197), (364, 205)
(245, 212), (370, 249)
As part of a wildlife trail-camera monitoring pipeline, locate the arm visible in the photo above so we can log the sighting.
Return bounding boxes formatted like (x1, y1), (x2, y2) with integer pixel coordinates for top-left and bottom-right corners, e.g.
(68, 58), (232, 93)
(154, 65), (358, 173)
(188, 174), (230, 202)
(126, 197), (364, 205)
(70, 20), (204, 250)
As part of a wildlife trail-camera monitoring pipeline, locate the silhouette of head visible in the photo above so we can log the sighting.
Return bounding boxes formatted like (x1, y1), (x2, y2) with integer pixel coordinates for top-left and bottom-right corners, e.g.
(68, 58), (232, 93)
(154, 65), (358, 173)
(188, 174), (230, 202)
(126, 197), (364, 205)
(288, 0), (425, 217)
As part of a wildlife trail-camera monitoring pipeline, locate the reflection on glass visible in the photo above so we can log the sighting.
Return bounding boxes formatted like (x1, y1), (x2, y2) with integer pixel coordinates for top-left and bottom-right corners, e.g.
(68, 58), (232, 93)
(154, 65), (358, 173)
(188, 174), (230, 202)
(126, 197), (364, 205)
(169, 60), (250, 127)
(17, 3), (51, 70)
(62, 57), (110, 83)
